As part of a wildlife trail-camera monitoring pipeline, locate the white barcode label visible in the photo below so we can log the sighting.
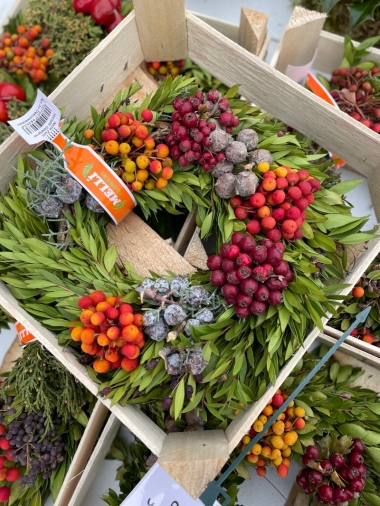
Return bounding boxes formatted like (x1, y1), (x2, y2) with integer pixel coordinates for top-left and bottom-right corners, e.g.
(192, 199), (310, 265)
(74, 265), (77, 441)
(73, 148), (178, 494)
(9, 89), (61, 144)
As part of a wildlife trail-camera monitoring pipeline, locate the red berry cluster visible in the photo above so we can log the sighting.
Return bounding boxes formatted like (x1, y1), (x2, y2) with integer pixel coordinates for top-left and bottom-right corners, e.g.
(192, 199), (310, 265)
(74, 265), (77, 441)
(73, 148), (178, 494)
(166, 89), (240, 171)
(0, 439), (19, 504)
(330, 66), (380, 133)
(73, 0), (124, 32)
(231, 167), (321, 241)
(207, 233), (293, 319)
(297, 439), (367, 505)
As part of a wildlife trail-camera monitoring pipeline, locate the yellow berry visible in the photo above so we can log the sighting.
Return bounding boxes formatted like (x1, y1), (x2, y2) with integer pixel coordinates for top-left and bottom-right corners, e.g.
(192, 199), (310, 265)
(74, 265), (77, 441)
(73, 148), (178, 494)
(136, 155), (150, 170)
(274, 167), (287, 177)
(272, 421), (285, 436)
(242, 435), (251, 445)
(253, 420), (264, 433)
(252, 444), (262, 456)
(288, 401), (294, 408)
(261, 446), (271, 458)
(122, 172), (135, 183)
(131, 181), (143, 191)
(282, 447), (292, 457)
(273, 457), (283, 467)
(247, 454), (258, 464)
(144, 178), (156, 190)
(158, 65), (167, 75)
(144, 136), (155, 150)
(123, 159), (136, 173)
(105, 140), (119, 155)
(84, 129), (94, 139)
(271, 436), (285, 450)
(287, 407), (295, 418)
(119, 143), (131, 156)
(257, 161), (270, 173)
(258, 415), (268, 425)
(136, 169), (149, 182)
(294, 407), (305, 418)
(132, 136), (144, 148)
(283, 431), (298, 446)
(270, 449), (282, 460)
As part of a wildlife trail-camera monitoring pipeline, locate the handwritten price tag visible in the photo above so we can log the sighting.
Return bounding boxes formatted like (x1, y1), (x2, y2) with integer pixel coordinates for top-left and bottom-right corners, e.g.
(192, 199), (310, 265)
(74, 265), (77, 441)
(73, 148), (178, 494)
(121, 463), (221, 506)
(9, 90), (136, 224)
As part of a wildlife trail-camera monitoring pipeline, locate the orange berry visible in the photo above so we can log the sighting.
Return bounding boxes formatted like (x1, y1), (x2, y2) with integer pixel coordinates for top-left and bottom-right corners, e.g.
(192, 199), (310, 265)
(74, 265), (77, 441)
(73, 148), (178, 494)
(156, 143), (169, 158)
(93, 359), (111, 373)
(257, 206), (271, 218)
(162, 167), (173, 180)
(352, 287), (364, 298)
(156, 177), (168, 189)
(149, 160), (162, 174)
(258, 415), (268, 425)
(106, 296), (117, 306)
(81, 342), (95, 354)
(284, 420), (293, 431)
(274, 167), (288, 178)
(262, 405), (273, 416)
(107, 326), (121, 341)
(282, 457), (291, 467)
(273, 457), (283, 467)
(261, 446), (271, 458)
(122, 324), (140, 342)
(256, 467), (266, 477)
(16, 25), (26, 34)
(119, 312), (134, 326)
(105, 140), (119, 155)
(257, 459), (266, 467)
(80, 310), (94, 324)
(277, 413), (286, 421)
(71, 327), (83, 341)
(105, 348), (120, 363)
(45, 48), (54, 57)
(294, 418), (305, 429)
(135, 124), (149, 140)
(84, 129), (94, 139)
(286, 407), (295, 418)
(81, 329), (95, 344)
(34, 25), (42, 34)
(114, 337), (126, 347)
(96, 301), (111, 313)
(262, 178), (276, 191)
(18, 37), (29, 48)
(144, 136), (155, 150)
(283, 431), (298, 446)
(133, 314), (143, 326)
(247, 454), (258, 463)
(132, 136), (144, 148)
(121, 357), (139, 372)
(97, 333), (110, 346)
(294, 407), (305, 418)
(90, 312), (106, 326)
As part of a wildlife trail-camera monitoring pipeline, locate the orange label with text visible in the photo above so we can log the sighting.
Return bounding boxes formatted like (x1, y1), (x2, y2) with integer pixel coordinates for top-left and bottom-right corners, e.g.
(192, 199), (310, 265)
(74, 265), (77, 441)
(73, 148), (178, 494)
(15, 322), (36, 344)
(305, 73), (345, 169)
(51, 132), (136, 225)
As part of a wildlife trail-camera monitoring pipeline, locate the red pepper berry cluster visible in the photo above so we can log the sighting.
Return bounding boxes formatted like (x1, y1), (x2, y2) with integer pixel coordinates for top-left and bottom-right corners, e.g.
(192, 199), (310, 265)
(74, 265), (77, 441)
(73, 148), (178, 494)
(166, 89), (240, 171)
(73, 0), (124, 32)
(207, 232), (293, 319)
(297, 439), (367, 505)
(231, 167), (321, 241)
(330, 66), (380, 133)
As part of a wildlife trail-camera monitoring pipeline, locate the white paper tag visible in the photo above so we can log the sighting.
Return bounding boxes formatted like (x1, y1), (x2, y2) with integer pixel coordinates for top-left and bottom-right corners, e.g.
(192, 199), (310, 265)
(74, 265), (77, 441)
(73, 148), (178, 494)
(121, 464), (221, 506)
(8, 89), (61, 144)
(285, 50), (317, 84)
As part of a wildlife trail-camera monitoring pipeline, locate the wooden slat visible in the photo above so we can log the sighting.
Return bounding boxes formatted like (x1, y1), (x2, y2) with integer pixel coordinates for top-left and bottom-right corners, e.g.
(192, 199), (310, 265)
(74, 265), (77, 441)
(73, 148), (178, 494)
(318, 332), (380, 369)
(275, 7), (326, 74)
(193, 12), (239, 43)
(239, 8), (268, 57)
(0, 337), (22, 375)
(0, 0), (27, 30)
(325, 324), (380, 358)
(67, 414), (121, 506)
(0, 281), (167, 456)
(0, 11), (145, 194)
(55, 401), (109, 506)
(186, 11), (380, 220)
(158, 430), (230, 499)
(132, 0), (188, 61)
(313, 30), (380, 75)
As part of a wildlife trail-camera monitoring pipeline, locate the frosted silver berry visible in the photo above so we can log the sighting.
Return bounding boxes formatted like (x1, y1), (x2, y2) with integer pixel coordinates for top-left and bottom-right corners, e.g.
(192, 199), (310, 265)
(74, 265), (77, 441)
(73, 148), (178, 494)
(163, 305), (188, 326)
(225, 141), (247, 164)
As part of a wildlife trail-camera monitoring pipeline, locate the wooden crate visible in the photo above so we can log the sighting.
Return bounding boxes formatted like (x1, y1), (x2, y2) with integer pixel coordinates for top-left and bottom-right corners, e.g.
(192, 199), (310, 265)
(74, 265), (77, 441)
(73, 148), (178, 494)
(0, 337), (110, 505)
(271, 9), (380, 220)
(1, 1), (380, 497)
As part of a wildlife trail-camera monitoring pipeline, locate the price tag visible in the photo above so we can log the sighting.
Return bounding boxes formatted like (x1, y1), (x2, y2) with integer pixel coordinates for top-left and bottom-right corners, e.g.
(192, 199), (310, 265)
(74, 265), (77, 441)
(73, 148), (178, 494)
(15, 322), (36, 344)
(9, 90), (136, 224)
(285, 50), (317, 84)
(121, 463), (221, 506)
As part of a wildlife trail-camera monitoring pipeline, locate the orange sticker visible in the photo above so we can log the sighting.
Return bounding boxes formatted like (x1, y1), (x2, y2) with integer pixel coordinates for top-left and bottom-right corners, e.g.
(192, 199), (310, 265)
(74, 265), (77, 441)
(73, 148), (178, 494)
(15, 322), (36, 344)
(305, 73), (345, 169)
(51, 132), (136, 225)
(8, 90), (136, 224)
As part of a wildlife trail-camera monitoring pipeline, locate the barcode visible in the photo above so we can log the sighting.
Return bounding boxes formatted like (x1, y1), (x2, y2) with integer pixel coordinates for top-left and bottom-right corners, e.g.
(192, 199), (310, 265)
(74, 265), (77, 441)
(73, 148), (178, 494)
(22, 104), (52, 135)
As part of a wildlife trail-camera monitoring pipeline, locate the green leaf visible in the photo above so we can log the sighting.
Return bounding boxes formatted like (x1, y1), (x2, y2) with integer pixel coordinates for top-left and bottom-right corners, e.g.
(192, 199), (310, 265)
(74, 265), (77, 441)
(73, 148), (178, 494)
(321, 0), (341, 12)
(367, 403), (380, 415)
(357, 35), (380, 51)
(329, 362), (340, 382)
(362, 493), (380, 506)
(348, 0), (380, 29)
(173, 378), (185, 420)
(336, 365), (352, 383)
(329, 179), (363, 195)
(338, 423), (367, 439)
(200, 212), (213, 238)
(362, 431), (380, 445)
(295, 400), (314, 417)
(339, 232), (377, 244)
(30, 490), (42, 506)
(301, 221), (314, 239)
(235, 462), (251, 479)
(104, 245), (117, 272)
(366, 446), (380, 463)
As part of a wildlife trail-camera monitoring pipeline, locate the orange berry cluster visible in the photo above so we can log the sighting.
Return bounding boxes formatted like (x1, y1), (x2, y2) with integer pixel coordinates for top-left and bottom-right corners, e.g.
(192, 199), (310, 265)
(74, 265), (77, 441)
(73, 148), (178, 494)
(70, 291), (145, 374)
(147, 59), (185, 78)
(0, 25), (54, 83)
(238, 389), (306, 478)
(84, 109), (173, 192)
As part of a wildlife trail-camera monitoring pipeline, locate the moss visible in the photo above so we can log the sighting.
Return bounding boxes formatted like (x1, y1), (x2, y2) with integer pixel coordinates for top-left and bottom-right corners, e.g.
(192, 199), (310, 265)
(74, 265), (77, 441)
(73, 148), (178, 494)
(294, 0), (380, 46)
(23, 0), (103, 80)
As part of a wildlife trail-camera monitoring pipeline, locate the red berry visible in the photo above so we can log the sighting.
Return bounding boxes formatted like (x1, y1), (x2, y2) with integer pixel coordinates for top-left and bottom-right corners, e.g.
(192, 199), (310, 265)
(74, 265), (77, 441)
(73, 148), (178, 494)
(78, 296), (93, 309)
(230, 196), (243, 209)
(349, 452), (364, 466)
(5, 468), (20, 482)
(306, 446), (319, 459)
(235, 207), (249, 220)
(351, 438), (365, 453)
(0, 439), (10, 451)
(207, 254), (223, 271)
(231, 232), (245, 246)
(272, 394), (284, 407)
(210, 270), (227, 287)
(0, 486), (10, 502)
(308, 470), (323, 486)
(320, 460), (333, 476)
(317, 485), (333, 503)
(246, 220), (261, 235)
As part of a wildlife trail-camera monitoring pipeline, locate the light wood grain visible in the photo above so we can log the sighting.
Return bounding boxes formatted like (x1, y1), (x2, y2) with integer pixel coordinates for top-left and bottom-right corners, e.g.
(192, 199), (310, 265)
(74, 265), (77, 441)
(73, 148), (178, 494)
(184, 226), (208, 270)
(56, 401), (109, 506)
(0, 11), (144, 194)
(107, 212), (195, 277)
(239, 8), (268, 57)
(186, 12), (380, 221)
(313, 30), (380, 75)
(193, 12), (239, 43)
(158, 430), (229, 499)
(276, 7), (326, 74)
(0, 336), (22, 375)
(132, 0), (188, 61)
(324, 324), (380, 361)
(0, 281), (167, 456)
(174, 210), (196, 255)
(68, 413), (121, 506)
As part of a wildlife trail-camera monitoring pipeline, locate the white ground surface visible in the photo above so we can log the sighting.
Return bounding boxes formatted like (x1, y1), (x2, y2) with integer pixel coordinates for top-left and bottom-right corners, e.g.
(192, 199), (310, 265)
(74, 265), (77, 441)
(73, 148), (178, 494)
(0, 0), (377, 504)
